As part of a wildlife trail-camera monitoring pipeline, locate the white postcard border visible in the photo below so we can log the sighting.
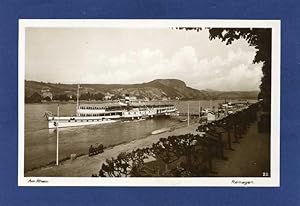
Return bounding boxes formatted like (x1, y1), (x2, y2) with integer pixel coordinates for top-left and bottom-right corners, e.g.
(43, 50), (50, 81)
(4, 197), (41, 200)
(18, 19), (281, 187)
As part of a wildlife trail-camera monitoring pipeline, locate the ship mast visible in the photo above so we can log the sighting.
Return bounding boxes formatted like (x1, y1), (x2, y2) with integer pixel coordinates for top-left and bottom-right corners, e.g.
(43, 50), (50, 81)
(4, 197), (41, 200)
(198, 101), (201, 119)
(188, 102), (190, 127)
(56, 104), (59, 166)
(76, 84), (80, 116)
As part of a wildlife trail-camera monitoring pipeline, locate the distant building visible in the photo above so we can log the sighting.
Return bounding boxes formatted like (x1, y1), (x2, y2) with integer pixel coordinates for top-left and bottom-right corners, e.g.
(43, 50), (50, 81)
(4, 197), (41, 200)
(207, 112), (216, 121)
(129, 96), (137, 101)
(120, 94), (138, 104)
(64, 91), (75, 100)
(41, 87), (53, 100)
(104, 93), (114, 100)
(162, 97), (170, 101)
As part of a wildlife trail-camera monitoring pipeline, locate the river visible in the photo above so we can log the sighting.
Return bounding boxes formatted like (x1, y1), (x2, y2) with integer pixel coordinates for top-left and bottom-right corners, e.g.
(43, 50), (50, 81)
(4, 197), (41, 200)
(24, 100), (249, 172)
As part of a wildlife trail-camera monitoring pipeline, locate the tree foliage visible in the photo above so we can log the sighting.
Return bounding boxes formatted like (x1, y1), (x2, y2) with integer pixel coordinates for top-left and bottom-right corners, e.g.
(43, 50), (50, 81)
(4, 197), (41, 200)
(149, 137), (181, 174)
(99, 149), (151, 177)
(53, 94), (69, 102)
(99, 152), (131, 177)
(98, 134), (212, 177)
(43, 96), (52, 102)
(25, 92), (42, 103)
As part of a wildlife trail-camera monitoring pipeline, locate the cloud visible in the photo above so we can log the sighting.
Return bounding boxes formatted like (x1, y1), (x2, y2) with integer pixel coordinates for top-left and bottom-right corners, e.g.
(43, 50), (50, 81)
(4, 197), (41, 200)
(26, 28), (263, 91)
(190, 48), (263, 91)
(88, 46), (262, 91)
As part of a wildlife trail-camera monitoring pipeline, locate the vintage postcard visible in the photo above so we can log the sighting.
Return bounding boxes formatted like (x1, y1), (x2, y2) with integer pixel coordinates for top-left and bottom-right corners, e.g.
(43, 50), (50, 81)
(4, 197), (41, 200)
(18, 19), (280, 186)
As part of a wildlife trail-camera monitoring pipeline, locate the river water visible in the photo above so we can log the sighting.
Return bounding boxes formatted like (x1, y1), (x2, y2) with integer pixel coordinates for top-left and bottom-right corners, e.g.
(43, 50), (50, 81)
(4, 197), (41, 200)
(24, 100), (243, 172)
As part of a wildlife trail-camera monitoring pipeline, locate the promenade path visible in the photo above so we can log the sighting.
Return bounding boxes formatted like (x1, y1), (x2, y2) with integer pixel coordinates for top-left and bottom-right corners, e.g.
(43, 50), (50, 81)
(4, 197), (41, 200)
(211, 121), (270, 177)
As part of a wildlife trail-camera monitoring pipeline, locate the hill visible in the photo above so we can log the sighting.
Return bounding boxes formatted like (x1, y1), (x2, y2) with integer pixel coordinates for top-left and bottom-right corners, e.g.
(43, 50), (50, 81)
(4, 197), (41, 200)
(25, 79), (259, 102)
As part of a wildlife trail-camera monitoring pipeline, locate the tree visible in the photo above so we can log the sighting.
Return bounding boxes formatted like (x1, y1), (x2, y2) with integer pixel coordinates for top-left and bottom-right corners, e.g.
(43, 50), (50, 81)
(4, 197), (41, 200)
(80, 92), (91, 101)
(128, 148), (150, 176)
(111, 94), (123, 101)
(27, 92), (42, 103)
(170, 134), (199, 171)
(53, 94), (69, 101)
(97, 133), (221, 177)
(99, 152), (131, 177)
(43, 96), (52, 102)
(99, 149), (152, 177)
(99, 158), (118, 177)
(59, 94), (69, 102)
(93, 93), (105, 101)
(149, 138), (181, 175)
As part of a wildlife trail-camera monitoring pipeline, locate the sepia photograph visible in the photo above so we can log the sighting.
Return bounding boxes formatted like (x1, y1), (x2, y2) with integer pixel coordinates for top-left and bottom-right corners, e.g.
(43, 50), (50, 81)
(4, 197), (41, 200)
(18, 20), (280, 186)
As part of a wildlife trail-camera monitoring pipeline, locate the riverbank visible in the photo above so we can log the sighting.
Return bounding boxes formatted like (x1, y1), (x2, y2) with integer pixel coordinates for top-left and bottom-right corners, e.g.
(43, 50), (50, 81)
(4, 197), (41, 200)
(25, 122), (200, 177)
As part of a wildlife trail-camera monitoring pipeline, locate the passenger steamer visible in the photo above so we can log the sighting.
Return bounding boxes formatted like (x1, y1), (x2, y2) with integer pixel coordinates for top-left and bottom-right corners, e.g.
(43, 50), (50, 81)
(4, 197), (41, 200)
(46, 85), (177, 129)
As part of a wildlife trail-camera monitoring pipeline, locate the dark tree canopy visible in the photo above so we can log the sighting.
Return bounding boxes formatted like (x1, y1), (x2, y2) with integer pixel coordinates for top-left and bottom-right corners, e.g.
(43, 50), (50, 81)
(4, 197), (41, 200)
(25, 92), (42, 103)
(43, 96), (52, 102)
(53, 94), (69, 102)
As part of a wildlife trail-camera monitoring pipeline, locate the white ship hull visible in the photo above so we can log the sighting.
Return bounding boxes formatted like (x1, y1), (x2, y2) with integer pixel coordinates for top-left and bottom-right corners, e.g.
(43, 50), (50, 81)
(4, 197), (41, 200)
(47, 108), (177, 129)
(48, 116), (120, 129)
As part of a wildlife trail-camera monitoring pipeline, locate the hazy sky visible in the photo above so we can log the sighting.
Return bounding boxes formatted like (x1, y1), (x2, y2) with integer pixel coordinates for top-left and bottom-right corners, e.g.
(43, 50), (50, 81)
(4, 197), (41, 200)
(25, 28), (262, 91)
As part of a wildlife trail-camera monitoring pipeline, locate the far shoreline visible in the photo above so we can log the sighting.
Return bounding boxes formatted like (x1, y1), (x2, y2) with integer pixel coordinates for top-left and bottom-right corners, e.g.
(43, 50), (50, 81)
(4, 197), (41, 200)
(25, 98), (258, 105)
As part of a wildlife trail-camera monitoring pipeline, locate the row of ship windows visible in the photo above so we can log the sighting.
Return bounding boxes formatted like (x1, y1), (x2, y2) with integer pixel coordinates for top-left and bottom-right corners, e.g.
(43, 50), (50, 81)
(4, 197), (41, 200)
(79, 112), (122, 117)
(78, 108), (174, 117)
(79, 111), (150, 117)
(67, 119), (110, 122)
(80, 106), (105, 110)
(79, 106), (174, 110)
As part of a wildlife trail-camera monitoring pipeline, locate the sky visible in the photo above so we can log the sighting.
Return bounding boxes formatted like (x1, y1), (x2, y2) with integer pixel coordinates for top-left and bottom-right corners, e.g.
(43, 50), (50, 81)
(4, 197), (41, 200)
(25, 28), (263, 91)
